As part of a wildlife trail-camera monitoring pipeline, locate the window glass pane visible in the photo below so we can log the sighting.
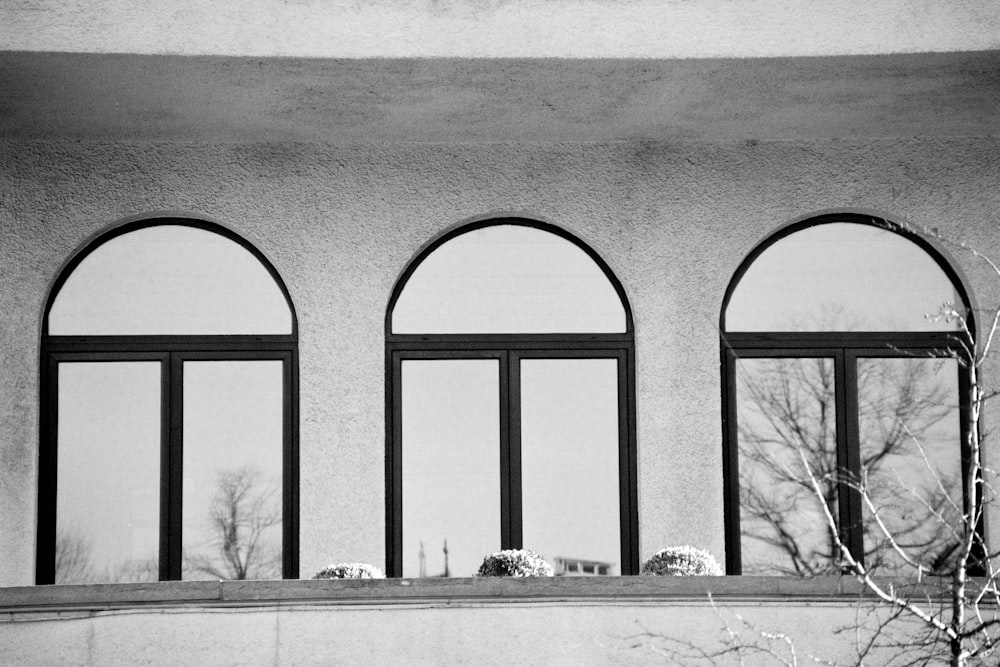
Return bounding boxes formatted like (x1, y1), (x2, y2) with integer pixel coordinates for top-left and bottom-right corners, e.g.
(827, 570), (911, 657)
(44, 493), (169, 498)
(392, 225), (626, 334)
(726, 223), (965, 332)
(56, 362), (160, 583)
(49, 225), (292, 335)
(402, 359), (500, 577)
(858, 357), (962, 575)
(182, 361), (284, 580)
(737, 357), (840, 575)
(521, 359), (621, 575)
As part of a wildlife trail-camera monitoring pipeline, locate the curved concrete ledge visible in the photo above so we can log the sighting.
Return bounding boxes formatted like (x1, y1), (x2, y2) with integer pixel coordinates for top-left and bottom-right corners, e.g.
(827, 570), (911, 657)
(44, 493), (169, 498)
(2, 51), (998, 143)
(0, 576), (957, 613)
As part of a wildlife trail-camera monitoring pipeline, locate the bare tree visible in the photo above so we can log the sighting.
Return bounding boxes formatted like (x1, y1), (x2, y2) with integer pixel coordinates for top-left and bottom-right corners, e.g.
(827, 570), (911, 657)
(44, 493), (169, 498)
(55, 528), (160, 583)
(738, 349), (959, 576)
(639, 225), (1000, 666)
(738, 355), (841, 576)
(54, 528), (94, 584)
(797, 227), (1000, 666)
(185, 465), (282, 580)
(109, 556), (160, 583)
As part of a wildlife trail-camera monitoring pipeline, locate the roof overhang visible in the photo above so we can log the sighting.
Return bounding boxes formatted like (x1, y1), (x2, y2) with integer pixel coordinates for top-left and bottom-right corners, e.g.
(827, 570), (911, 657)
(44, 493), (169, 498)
(2, 50), (998, 143)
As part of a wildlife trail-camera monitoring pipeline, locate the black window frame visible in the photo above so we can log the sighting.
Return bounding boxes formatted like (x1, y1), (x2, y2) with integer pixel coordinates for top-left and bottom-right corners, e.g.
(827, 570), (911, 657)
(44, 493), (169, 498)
(720, 213), (977, 575)
(37, 217), (299, 584)
(385, 218), (639, 577)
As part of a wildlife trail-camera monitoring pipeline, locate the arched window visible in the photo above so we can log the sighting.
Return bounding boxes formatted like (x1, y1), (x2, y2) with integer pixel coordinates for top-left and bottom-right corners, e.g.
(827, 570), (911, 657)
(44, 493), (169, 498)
(38, 218), (298, 584)
(386, 219), (638, 577)
(721, 213), (974, 576)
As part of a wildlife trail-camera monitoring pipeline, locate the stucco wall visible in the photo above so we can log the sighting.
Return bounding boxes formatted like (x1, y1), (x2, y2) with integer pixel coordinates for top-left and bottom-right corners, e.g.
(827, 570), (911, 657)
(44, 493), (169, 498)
(0, 578), (932, 665)
(0, 602), (890, 665)
(1, 0), (998, 58)
(3, 136), (1000, 585)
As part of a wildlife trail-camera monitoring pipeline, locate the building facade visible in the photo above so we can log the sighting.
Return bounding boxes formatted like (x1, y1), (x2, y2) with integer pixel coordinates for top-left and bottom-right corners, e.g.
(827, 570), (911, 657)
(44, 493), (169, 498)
(2, 1), (999, 663)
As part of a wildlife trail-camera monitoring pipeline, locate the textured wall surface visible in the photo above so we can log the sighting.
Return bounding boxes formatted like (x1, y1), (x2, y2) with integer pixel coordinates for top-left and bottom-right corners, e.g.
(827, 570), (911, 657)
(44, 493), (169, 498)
(2, 3), (999, 661)
(1, 0), (998, 58)
(0, 577), (969, 663)
(0, 595), (910, 665)
(3, 135), (1000, 585)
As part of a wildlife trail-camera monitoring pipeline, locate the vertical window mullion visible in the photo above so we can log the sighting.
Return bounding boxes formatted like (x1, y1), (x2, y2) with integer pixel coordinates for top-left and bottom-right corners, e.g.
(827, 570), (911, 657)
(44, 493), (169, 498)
(156, 354), (171, 580)
(958, 354), (974, 511)
(164, 353), (184, 580)
(388, 351), (403, 577)
(615, 350), (637, 575)
(721, 348), (742, 575)
(503, 350), (520, 549)
(36, 353), (59, 585)
(839, 350), (864, 568)
(282, 352), (298, 579)
(626, 348), (639, 575)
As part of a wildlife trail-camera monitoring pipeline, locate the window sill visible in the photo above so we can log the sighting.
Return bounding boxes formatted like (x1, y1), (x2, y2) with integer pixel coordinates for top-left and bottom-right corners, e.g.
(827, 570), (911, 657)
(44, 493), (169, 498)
(0, 575), (949, 613)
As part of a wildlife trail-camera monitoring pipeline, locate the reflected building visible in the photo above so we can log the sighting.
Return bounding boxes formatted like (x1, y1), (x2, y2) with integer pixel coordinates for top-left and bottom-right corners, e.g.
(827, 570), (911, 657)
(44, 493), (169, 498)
(554, 557), (615, 577)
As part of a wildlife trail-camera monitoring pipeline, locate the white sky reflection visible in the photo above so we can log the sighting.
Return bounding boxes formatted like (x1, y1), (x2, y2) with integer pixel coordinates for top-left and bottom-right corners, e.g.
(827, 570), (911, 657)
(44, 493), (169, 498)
(49, 225), (291, 335)
(726, 223), (963, 332)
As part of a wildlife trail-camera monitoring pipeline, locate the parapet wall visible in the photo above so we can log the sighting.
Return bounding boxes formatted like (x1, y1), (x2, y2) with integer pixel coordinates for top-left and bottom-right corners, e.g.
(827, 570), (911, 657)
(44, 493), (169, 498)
(0, 577), (935, 665)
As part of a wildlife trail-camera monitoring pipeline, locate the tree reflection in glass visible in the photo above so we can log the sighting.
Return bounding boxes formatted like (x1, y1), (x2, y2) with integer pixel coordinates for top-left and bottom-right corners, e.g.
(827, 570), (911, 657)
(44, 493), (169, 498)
(737, 354), (962, 576)
(857, 357), (961, 576)
(737, 357), (840, 575)
(182, 361), (283, 581)
(56, 362), (160, 583)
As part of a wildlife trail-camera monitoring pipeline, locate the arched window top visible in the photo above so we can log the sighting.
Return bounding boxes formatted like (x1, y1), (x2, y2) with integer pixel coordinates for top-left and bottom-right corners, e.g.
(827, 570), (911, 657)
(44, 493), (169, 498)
(390, 222), (629, 334)
(723, 218), (969, 333)
(47, 222), (294, 336)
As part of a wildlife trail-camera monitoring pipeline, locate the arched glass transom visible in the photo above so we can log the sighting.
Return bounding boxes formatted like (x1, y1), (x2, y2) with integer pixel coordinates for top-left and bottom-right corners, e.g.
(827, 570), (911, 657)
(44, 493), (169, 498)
(391, 224), (627, 334)
(386, 218), (637, 578)
(725, 222), (965, 332)
(49, 224), (292, 335)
